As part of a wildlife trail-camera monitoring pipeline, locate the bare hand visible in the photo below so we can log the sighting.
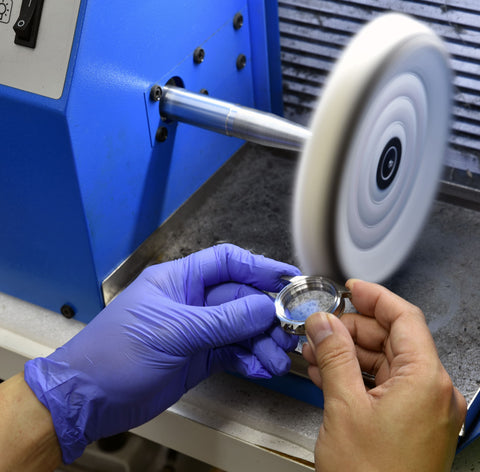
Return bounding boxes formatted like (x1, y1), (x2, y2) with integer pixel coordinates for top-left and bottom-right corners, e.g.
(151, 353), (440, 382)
(302, 279), (467, 472)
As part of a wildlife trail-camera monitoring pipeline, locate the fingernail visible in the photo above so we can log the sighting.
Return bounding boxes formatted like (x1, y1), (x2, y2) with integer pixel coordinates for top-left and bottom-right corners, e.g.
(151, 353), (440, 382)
(345, 278), (360, 291)
(306, 312), (333, 350)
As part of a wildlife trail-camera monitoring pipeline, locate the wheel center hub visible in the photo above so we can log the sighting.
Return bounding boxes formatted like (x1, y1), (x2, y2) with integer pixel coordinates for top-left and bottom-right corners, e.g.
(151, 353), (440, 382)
(377, 137), (402, 190)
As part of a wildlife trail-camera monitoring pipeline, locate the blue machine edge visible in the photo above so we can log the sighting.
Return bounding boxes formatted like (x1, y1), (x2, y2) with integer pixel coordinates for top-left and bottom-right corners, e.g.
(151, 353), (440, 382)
(249, 373), (325, 409)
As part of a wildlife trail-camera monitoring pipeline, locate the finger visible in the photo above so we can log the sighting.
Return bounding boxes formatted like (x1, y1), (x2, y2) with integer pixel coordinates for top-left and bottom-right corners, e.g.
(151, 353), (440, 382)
(204, 286), (299, 358)
(185, 294), (277, 352)
(214, 345), (272, 379)
(341, 312), (388, 352)
(346, 279), (424, 329)
(305, 312), (366, 401)
(346, 279), (438, 359)
(189, 244), (301, 292)
(204, 282), (261, 306)
(241, 334), (292, 376)
(354, 344), (389, 382)
(302, 342), (317, 365)
(205, 282), (298, 351)
(268, 324), (298, 352)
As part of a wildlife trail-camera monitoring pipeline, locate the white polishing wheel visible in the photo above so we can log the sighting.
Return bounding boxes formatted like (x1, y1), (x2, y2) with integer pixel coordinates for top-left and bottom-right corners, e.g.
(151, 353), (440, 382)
(293, 13), (452, 282)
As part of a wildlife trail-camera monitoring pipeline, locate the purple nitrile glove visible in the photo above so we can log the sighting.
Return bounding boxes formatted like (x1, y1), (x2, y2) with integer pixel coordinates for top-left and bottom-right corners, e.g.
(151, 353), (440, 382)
(24, 244), (300, 463)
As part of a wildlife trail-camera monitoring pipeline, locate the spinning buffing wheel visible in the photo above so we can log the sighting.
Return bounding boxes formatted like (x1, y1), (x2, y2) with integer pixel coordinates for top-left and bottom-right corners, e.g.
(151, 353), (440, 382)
(293, 13), (452, 282)
(158, 13), (451, 282)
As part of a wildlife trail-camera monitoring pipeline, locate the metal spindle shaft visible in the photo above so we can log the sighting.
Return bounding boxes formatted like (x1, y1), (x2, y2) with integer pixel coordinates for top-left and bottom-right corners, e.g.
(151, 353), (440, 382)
(158, 85), (311, 151)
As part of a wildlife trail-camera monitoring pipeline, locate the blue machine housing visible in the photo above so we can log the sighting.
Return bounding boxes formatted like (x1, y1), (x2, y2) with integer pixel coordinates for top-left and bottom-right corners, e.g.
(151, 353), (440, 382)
(0, 0), (284, 323)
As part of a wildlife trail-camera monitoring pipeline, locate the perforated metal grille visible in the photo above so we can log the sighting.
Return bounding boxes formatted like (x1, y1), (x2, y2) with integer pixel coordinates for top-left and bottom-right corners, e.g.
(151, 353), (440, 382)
(279, 0), (480, 171)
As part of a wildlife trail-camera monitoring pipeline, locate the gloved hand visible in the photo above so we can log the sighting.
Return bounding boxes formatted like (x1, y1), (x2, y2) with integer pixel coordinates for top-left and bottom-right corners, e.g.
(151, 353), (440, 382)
(24, 244), (300, 463)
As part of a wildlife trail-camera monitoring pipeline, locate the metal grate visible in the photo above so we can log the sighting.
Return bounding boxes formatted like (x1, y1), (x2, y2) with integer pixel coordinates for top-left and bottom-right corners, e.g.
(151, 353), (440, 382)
(278, 0), (480, 173)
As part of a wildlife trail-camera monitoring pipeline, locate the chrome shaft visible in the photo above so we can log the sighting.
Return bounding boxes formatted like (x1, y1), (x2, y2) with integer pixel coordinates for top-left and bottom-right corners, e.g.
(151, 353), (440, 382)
(159, 85), (311, 151)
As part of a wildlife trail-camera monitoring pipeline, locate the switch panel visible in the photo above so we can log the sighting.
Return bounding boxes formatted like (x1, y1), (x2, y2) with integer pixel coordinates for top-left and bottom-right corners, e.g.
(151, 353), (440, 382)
(0, 0), (80, 98)
(13, 0), (45, 48)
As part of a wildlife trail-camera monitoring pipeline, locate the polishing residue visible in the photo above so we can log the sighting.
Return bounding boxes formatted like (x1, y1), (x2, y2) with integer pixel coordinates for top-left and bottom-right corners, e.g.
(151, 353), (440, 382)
(285, 290), (335, 321)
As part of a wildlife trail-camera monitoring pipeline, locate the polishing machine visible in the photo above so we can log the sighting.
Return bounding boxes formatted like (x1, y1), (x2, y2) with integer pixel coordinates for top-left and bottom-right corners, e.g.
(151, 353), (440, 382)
(1, 3), (450, 339)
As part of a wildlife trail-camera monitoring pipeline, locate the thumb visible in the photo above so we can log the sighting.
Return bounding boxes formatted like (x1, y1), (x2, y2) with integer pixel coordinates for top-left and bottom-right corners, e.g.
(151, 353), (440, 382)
(305, 312), (365, 401)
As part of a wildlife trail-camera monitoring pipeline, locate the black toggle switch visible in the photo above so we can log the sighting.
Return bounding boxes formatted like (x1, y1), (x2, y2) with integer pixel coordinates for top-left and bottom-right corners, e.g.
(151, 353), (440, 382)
(13, 0), (45, 48)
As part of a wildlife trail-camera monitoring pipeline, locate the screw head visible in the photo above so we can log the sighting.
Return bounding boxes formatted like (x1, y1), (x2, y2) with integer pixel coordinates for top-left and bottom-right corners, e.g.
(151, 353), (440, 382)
(156, 127), (168, 142)
(150, 85), (163, 102)
(193, 47), (205, 64)
(236, 54), (247, 70)
(233, 12), (243, 30)
(60, 304), (75, 319)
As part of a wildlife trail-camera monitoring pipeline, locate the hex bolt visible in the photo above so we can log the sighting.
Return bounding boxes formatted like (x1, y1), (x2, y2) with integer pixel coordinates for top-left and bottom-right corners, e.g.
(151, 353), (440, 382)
(156, 127), (168, 142)
(236, 53), (247, 70)
(193, 47), (205, 64)
(233, 12), (243, 30)
(60, 304), (75, 319)
(150, 85), (163, 102)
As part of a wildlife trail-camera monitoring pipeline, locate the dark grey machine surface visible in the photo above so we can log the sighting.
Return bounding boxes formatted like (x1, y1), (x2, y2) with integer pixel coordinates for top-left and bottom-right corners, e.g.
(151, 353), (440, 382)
(143, 142), (480, 468)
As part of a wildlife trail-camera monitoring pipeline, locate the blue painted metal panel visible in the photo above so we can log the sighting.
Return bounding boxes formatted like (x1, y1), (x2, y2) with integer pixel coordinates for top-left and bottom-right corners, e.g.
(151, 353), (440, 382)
(458, 393), (480, 451)
(264, 0), (284, 116)
(0, 0), (102, 320)
(67, 0), (255, 287)
(248, 0), (285, 116)
(0, 91), (104, 319)
(0, 0), (284, 323)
